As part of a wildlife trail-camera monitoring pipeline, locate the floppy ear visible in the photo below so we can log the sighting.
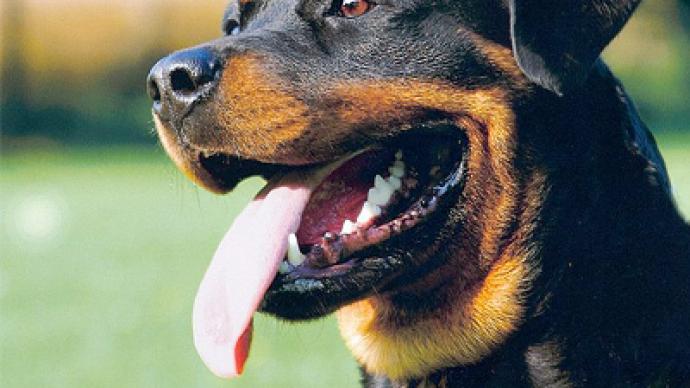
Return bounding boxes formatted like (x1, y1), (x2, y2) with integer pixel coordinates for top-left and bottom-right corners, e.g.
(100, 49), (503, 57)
(508, 0), (641, 96)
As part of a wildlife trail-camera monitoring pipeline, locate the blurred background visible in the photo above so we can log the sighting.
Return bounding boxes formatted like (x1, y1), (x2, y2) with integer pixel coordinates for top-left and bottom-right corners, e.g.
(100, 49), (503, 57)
(1, 1), (688, 387)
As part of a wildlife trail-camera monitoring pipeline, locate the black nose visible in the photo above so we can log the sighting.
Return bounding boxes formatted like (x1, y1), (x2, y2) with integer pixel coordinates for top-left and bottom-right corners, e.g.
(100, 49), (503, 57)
(147, 47), (220, 121)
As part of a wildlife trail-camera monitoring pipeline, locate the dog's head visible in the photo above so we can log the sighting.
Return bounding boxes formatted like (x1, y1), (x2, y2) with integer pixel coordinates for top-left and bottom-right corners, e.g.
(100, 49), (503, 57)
(148, 0), (640, 380)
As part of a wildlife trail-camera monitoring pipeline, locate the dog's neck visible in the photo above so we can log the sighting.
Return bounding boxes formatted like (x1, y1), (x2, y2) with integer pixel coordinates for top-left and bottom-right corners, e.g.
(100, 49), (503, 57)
(355, 64), (690, 387)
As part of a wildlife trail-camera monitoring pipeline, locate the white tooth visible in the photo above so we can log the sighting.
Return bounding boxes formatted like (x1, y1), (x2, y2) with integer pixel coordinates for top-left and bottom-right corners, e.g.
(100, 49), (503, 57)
(287, 233), (305, 266)
(341, 220), (357, 235)
(278, 260), (292, 274)
(389, 165), (405, 178)
(368, 186), (392, 206)
(393, 160), (405, 170)
(381, 185), (394, 202)
(374, 174), (395, 199)
(357, 201), (382, 224)
(395, 150), (403, 160)
(387, 175), (402, 190)
(374, 174), (390, 190)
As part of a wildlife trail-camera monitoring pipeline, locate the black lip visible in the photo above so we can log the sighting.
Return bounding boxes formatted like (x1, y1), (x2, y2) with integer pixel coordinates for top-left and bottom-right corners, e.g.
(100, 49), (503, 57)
(260, 129), (468, 320)
(198, 152), (289, 192)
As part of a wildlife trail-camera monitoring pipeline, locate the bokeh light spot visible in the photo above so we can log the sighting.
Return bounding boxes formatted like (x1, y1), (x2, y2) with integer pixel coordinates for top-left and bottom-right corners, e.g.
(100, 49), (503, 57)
(12, 194), (66, 244)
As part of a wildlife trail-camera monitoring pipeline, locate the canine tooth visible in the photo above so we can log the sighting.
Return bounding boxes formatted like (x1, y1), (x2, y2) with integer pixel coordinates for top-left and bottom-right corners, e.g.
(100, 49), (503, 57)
(278, 260), (291, 274)
(395, 150), (403, 160)
(368, 186), (393, 206)
(357, 201), (382, 224)
(341, 220), (357, 235)
(287, 233), (306, 266)
(387, 175), (402, 190)
(389, 165), (405, 178)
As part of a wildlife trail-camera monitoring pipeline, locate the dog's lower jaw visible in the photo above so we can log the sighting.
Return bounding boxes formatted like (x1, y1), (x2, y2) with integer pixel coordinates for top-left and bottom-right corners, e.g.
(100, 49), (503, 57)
(337, 250), (534, 382)
(335, 148), (547, 383)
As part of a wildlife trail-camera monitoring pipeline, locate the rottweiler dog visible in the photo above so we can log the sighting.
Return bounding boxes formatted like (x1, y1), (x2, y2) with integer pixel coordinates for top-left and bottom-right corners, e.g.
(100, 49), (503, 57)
(147, 0), (690, 386)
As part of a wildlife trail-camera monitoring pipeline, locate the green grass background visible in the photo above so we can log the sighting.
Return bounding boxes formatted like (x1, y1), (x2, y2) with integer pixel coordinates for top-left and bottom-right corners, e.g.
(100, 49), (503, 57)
(1, 134), (688, 387)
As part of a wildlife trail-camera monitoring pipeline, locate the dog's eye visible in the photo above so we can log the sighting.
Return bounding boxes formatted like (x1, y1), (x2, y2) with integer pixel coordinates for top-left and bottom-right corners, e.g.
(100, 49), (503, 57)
(223, 19), (240, 36)
(338, 0), (373, 18)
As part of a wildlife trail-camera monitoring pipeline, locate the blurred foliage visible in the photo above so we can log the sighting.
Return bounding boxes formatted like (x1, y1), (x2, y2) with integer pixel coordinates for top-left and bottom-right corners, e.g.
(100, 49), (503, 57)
(1, 0), (227, 147)
(604, 0), (690, 130)
(0, 0), (689, 148)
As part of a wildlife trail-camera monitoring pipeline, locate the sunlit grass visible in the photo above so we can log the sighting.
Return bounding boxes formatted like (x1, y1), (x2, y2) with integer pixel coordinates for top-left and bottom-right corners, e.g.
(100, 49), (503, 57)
(1, 133), (688, 387)
(0, 146), (359, 388)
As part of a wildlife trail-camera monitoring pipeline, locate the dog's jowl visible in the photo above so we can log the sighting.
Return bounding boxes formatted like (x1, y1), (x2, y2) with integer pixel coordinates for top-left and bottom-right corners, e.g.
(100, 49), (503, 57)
(147, 0), (690, 386)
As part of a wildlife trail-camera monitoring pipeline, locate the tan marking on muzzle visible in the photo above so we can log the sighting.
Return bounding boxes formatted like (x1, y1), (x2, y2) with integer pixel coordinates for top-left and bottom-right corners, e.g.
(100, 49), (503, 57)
(331, 81), (518, 168)
(214, 55), (310, 157)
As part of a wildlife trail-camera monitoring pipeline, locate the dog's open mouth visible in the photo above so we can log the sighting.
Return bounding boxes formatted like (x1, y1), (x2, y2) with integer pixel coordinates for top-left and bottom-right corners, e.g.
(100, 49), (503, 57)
(192, 125), (467, 378)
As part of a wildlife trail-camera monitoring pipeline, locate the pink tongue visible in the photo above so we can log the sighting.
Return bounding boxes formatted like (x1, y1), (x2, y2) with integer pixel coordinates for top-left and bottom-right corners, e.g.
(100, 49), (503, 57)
(192, 165), (335, 378)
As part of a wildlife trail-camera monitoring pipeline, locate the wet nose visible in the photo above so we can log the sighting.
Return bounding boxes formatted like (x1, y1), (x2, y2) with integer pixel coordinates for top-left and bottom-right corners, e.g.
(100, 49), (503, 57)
(147, 47), (220, 121)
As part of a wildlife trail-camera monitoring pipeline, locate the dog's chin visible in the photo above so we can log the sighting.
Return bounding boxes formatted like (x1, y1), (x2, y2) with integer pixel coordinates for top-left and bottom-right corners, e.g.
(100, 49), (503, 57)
(189, 124), (469, 321)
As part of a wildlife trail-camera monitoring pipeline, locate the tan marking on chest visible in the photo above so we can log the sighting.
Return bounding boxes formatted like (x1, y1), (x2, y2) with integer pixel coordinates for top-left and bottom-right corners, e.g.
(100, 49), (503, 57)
(337, 254), (530, 381)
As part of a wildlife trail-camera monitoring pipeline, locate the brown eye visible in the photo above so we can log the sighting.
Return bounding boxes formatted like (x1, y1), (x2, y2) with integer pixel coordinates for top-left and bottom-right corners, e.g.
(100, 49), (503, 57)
(339, 0), (372, 18)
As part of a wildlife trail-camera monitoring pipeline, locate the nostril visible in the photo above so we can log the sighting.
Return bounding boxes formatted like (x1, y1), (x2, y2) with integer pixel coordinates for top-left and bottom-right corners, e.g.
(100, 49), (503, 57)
(147, 78), (161, 102)
(148, 47), (218, 118)
(170, 68), (197, 94)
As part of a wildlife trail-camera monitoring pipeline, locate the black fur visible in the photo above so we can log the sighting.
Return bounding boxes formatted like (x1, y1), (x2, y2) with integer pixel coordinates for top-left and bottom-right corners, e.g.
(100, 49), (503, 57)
(509, 0), (642, 95)
(148, 1), (690, 386)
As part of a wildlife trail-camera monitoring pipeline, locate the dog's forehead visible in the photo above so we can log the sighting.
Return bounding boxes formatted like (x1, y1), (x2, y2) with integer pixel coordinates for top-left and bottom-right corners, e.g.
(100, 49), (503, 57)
(211, 0), (515, 91)
(219, 0), (511, 55)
